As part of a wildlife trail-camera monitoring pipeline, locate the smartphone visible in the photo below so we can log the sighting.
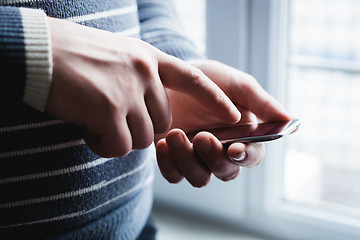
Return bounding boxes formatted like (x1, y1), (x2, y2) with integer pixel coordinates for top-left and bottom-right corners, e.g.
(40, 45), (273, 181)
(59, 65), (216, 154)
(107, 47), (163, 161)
(187, 119), (301, 145)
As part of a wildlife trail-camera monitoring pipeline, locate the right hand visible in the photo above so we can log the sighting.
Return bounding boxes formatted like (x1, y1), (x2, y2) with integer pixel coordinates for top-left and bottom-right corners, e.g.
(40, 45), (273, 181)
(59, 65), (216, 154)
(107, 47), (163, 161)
(46, 18), (241, 157)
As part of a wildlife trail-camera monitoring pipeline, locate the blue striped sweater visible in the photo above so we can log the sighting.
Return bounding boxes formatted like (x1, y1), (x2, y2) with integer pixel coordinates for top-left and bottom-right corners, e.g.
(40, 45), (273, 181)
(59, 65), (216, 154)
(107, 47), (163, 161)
(0, 0), (200, 239)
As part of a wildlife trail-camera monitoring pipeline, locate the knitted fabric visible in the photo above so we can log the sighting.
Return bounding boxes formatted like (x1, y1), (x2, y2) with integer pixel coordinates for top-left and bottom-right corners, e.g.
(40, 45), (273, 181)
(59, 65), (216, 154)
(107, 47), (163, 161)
(0, 0), (200, 239)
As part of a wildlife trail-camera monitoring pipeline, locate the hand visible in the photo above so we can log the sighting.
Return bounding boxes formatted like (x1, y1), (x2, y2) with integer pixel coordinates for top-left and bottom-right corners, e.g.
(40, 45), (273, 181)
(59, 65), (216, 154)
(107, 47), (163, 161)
(155, 60), (291, 187)
(46, 19), (240, 157)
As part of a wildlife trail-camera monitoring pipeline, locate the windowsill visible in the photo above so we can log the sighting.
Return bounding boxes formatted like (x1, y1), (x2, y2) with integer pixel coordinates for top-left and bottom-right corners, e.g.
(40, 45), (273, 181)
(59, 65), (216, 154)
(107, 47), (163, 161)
(152, 203), (273, 240)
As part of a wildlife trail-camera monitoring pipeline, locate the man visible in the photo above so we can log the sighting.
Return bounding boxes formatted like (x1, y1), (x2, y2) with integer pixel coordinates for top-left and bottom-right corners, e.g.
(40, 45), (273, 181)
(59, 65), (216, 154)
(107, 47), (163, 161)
(0, 0), (290, 239)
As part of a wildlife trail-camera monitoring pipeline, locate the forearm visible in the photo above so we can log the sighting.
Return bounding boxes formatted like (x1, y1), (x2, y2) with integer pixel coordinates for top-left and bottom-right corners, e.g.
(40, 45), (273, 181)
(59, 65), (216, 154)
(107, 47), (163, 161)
(137, 0), (203, 61)
(0, 6), (52, 111)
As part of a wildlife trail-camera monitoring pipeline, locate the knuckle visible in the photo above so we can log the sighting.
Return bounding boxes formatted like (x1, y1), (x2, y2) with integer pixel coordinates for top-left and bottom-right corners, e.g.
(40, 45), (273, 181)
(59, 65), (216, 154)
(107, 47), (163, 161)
(157, 159), (184, 184)
(218, 168), (240, 182)
(118, 145), (132, 157)
(239, 74), (257, 91)
(96, 90), (122, 120)
(243, 144), (265, 168)
(248, 158), (263, 168)
(187, 67), (204, 85)
(211, 157), (228, 171)
(189, 174), (211, 188)
(240, 79), (254, 93)
(133, 134), (154, 150)
(154, 113), (172, 134)
(247, 74), (257, 83)
(113, 135), (133, 157)
(165, 174), (183, 184)
(108, 142), (131, 157)
(89, 146), (109, 158)
(238, 157), (258, 168)
(97, 145), (131, 158)
(189, 66), (203, 79)
(133, 57), (154, 79)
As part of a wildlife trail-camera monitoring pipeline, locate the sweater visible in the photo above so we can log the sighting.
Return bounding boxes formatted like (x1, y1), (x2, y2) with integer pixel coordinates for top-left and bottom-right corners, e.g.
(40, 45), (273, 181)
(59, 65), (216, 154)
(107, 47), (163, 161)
(0, 0), (200, 239)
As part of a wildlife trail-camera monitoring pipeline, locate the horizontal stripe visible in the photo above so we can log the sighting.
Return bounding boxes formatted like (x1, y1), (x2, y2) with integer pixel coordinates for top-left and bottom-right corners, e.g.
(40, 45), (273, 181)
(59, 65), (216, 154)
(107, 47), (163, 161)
(0, 157), (114, 184)
(0, 174), (153, 229)
(0, 120), (63, 133)
(77, 12), (139, 33)
(1, 122), (83, 153)
(0, 158), (149, 209)
(0, 0), (34, 4)
(0, 139), (85, 159)
(115, 25), (140, 37)
(66, 5), (137, 23)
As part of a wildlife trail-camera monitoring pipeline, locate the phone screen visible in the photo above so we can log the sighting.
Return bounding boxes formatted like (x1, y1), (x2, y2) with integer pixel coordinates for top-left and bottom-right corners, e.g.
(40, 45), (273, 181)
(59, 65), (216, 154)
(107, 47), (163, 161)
(187, 119), (301, 144)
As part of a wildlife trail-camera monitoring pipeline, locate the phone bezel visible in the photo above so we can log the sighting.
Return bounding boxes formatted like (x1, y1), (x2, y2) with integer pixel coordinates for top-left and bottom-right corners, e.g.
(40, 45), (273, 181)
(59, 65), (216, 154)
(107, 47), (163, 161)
(221, 119), (301, 144)
(187, 119), (301, 145)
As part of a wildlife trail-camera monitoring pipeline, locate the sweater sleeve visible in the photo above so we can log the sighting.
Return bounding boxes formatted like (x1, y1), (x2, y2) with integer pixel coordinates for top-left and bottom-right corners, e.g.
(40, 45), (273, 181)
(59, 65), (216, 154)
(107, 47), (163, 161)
(0, 6), (52, 111)
(137, 0), (203, 61)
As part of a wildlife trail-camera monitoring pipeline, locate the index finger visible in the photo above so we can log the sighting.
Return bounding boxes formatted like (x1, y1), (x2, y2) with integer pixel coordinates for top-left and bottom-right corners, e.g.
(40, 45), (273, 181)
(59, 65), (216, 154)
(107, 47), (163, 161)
(233, 73), (291, 121)
(157, 52), (241, 124)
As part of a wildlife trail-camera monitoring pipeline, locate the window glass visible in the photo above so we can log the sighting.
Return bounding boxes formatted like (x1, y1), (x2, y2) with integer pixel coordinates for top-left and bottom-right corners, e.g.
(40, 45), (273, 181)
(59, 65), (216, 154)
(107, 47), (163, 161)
(284, 0), (360, 215)
(173, 0), (206, 56)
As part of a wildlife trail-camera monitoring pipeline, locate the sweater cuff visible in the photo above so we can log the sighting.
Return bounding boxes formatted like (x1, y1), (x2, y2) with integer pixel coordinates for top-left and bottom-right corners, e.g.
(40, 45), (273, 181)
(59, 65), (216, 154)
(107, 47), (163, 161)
(20, 8), (53, 112)
(155, 38), (203, 62)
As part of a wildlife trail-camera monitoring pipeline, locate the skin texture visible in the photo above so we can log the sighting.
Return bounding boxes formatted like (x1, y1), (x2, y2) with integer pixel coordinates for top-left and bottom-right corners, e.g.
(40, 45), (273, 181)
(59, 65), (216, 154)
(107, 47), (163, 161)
(155, 60), (291, 187)
(46, 18), (240, 158)
(46, 18), (290, 187)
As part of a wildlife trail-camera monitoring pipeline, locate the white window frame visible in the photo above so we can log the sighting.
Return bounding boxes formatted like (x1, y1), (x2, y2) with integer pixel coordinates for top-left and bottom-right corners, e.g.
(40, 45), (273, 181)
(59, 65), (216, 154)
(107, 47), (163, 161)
(154, 0), (360, 239)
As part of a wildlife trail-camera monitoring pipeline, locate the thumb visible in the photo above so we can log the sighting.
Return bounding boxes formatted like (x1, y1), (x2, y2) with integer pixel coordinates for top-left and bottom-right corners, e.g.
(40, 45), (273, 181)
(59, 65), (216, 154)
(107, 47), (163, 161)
(157, 52), (241, 124)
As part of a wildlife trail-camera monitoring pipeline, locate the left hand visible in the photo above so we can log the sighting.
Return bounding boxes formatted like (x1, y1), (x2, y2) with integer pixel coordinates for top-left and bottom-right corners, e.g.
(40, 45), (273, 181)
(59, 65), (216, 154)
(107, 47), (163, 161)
(155, 60), (291, 187)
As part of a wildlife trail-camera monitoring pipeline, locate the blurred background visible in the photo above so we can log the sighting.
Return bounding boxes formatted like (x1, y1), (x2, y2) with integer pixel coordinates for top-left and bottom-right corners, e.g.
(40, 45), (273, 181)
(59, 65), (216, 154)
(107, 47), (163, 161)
(152, 0), (360, 239)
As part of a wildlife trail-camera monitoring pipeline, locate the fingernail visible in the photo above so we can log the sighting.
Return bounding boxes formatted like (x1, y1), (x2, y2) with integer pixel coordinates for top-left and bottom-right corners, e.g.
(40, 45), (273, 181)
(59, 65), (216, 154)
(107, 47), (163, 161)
(197, 137), (213, 153)
(230, 152), (247, 164)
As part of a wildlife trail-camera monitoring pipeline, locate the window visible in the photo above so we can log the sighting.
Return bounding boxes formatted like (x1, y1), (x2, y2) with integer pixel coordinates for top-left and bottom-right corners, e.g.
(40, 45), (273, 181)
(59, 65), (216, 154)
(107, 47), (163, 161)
(284, 0), (360, 215)
(173, 0), (206, 56)
(154, 1), (360, 239)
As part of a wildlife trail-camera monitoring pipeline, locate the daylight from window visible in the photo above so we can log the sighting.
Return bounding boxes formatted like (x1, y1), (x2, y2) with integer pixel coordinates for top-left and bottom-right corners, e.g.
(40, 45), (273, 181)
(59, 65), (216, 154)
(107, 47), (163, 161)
(167, 1), (360, 238)
(173, 0), (206, 56)
(284, 0), (360, 216)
